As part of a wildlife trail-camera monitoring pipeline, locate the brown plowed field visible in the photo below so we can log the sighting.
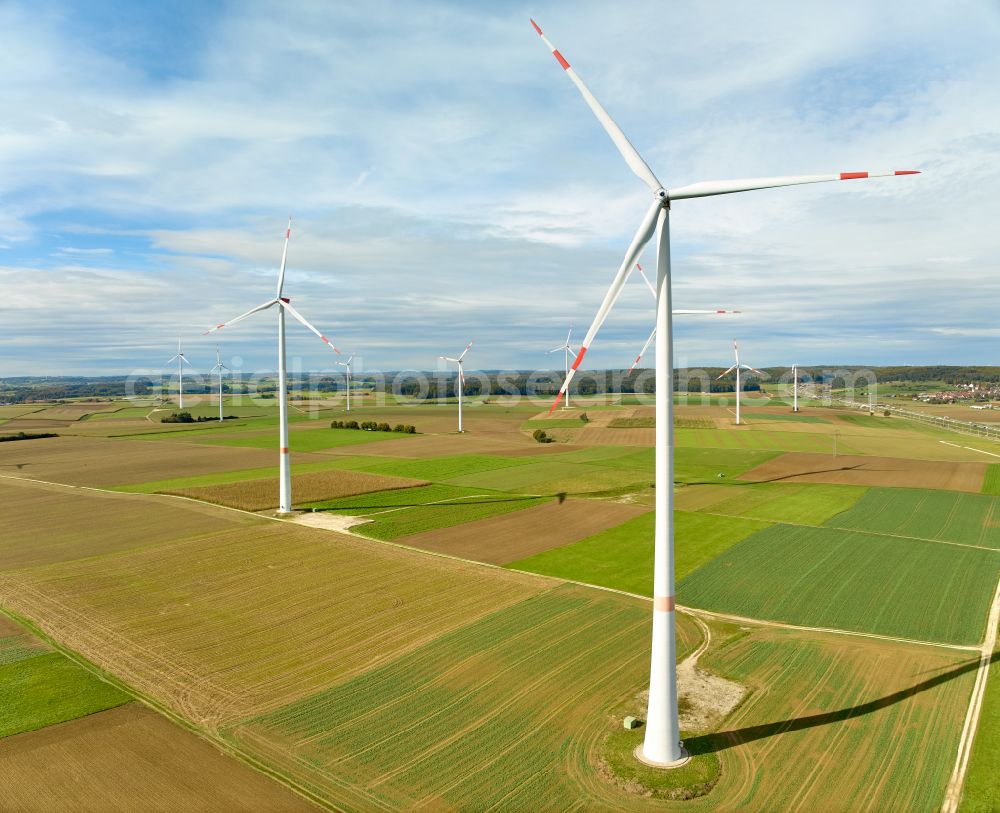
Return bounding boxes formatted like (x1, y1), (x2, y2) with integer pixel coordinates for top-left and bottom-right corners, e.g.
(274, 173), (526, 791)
(740, 452), (987, 492)
(0, 435), (325, 486)
(0, 704), (316, 812)
(166, 469), (428, 511)
(0, 478), (254, 569)
(576, 426), (655, 446)
(394, 499), (650, 564)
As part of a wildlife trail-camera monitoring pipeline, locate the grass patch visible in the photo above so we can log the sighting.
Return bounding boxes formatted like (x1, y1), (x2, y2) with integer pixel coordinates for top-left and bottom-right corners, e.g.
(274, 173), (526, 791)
(0, 652), (129, 738)
(742, 412), (831, 424)
(675, 427), (854, 454)
(192, 426), (412, 452)
(674, 447), (780, 484)
(982, 464), (1000, 496)
(305, 483), (546, 539)
(675, 417), (715, 429)
(113, 458), (364, 493)
(507, 510), (772, 596)
(602, 726), (719, 800)
(356, 454), (540, 482)
(826, 487), (1000, 549)
(608, 417), (655, 428)
(675, 482), (867, 526)
(679, 524), (999, 645)
(834, 413), (906, 429)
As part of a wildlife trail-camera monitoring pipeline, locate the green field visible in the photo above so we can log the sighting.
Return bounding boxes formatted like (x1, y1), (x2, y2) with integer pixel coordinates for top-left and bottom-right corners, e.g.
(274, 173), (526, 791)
(675, 427), (855, 454)
(193, 426), (413, 452)
(675, 482), (867, 525)
(982, 464), (1000, 496)
(507, 510), (772, 596)
(356, 454), (539, 482)
(960, 647), (1000, 812)
(825, 487), (1000, 549)
(0, 650), (129, 738)
(232, 586), (699, 811)
(678, 524), (999, 645)
(741, 412), (831, 424)
(305, 484), (547, 539)
(674, 447), (779, 484)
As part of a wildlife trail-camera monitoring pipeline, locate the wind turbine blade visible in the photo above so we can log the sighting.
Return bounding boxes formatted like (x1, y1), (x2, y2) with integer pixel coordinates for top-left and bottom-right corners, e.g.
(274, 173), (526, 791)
(457, 340), (474, 361)
(180, 355), (191, 366)
(166, 354), (179, 363)
(276, 217), (292, 298)
(204, 299), (277, 334)
(636, 263), (657, 299)
(716, 364), (738, 380)
(673, 309), (740, 315)
(564, 327), (572, 346)
(441, 356), (459, 363)
(668, 170), (919, 201)
(530, 19), (662, 193)
(743, 365), (765, 375)
(548, 198), (661, 413)
(279, 300), (341, 353)
(547, 345), (565, 353)
(628, 325), (657, 373)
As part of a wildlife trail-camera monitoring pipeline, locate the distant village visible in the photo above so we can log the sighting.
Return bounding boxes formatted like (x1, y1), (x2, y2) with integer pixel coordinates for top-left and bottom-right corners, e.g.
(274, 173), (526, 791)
(912, 383), (1000, 407)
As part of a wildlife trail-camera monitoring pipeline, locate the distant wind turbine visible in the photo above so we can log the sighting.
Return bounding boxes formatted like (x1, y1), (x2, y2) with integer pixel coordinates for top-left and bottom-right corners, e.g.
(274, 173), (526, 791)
(792, 364), (799, 412)
(530, 16), (918, 766)
(205, 218), (341, 513)
(440, 341), (473, 433)
(166, 339), (191, 409)
(716, 340), (763, 425)
(210, 347), (229, 422)
(337, 353), (355, 412)
(547, 328), (576, 409)
(628, 263), (740, 373)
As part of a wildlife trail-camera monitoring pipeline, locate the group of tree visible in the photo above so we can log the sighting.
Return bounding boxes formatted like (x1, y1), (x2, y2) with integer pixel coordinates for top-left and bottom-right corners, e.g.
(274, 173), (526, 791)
(331, 420), (416, 433)
(160, 411), (236, 423)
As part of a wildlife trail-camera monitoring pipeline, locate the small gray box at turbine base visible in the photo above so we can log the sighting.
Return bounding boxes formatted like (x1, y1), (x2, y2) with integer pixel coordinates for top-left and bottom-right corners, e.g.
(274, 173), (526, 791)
(623, 716), (640, 730)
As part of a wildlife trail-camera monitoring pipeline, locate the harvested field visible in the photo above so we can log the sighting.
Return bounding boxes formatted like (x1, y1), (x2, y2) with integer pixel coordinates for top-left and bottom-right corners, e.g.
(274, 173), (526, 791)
(0, 435), (326, 487)
(679, 524), (1000, 645)
(740, 452), (987, 492)
(164, 469), (428, 511)
(194, 426), (415, 452)
(576, 426), (654, 446)
(330, 432), (539, 458)
(0, 478), (255, 569)
(826, 487), (1000, 549)
(230, 585), (701, 812)
(0, 704), (316, 812)
(394, 499), (649, 564)
(0, 508), (544, 727)
(352, 453), (540, 482)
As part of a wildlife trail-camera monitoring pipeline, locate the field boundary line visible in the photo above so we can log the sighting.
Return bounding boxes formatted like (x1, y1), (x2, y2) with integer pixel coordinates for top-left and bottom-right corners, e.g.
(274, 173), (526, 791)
(2, 472), (978, 654)
(0, 607), (345, 813)
(939, 439), (1000, 459)
(941, 574), (1000, 813)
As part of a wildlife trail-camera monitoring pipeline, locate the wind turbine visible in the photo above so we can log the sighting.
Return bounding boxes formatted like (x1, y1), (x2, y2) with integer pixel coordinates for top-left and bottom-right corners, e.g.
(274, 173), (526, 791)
(166, 339), (191, 409)
(628, 263), (740, 373)
(210, 347), (229, 422)
(716, 340), (763, 426)
(336, 353), (355, 412)
(547, 328), (575, 408)
(205, 218), (340, 513)
(440, 341), (473, 432)
(792, 364), (799, 412)
(530, 18), (918, 766)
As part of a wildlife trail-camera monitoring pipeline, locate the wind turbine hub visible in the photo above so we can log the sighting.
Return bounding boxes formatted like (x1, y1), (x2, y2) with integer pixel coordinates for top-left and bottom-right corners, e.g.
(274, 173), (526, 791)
(656, 189), (670, 209)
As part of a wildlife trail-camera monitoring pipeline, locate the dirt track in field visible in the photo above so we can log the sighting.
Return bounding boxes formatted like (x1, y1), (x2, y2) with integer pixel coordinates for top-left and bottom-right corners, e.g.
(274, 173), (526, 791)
(0, 435), (326, 487)
(0, 704), (315, 812)
(393, 498), (649, 564)
(740, 452), (987, 492)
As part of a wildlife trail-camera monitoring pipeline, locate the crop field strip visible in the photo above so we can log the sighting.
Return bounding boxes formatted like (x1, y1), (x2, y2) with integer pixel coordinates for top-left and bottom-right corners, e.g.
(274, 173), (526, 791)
(228, 586), (700, 812)
(0, 506), (545, 728)
(674, 481), (867, 525)
(0, 703), (318, 812)
(678, 523), (1000, 646)
(163, 468), (429, 512)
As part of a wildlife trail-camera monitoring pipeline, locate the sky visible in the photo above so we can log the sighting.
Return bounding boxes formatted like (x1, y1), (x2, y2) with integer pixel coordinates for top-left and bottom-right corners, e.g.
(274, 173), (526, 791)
(1, 0), (999, 377)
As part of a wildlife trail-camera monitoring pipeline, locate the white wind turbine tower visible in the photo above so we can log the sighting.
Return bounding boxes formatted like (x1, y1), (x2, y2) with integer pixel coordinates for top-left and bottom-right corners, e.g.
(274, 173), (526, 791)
(792, 364), (800, 412)
(547, 328), (576, 408)
(337, 353), (355, 412)
(440, 341), (473, 433)
(166, 339), (191, 409)
(628, 263), (740, 374)
(205, 218), (341, 513)
(210, 347), (229, 422)
(716, 340), (763, 426)
(530, 18), (918, 766)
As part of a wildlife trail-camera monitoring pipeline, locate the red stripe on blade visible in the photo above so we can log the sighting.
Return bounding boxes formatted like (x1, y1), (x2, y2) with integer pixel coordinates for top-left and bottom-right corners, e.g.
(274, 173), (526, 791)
(553, 50), (570, 70)
(321, 336), (329, 343)
(895, 170), (920, 175)
(285, 228), (291, 238)
(570, 346), (588, 371)
(549, 391), (565, 414)
(840, 172), (868, 180)
(530, 18), (542, 34)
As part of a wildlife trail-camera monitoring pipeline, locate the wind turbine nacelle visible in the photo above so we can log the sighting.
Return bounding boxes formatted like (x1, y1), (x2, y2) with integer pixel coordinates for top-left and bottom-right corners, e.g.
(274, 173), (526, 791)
(280, 297), (291, 303)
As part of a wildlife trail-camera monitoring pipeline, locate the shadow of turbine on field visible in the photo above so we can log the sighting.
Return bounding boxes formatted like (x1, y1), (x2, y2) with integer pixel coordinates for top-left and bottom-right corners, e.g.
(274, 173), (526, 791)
(684, 650), (997, 755)
(745, 463), (868, 484)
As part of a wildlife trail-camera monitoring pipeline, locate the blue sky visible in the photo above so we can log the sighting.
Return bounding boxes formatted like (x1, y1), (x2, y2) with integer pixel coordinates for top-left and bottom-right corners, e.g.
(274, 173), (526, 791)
(1, 0), (999, 376)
